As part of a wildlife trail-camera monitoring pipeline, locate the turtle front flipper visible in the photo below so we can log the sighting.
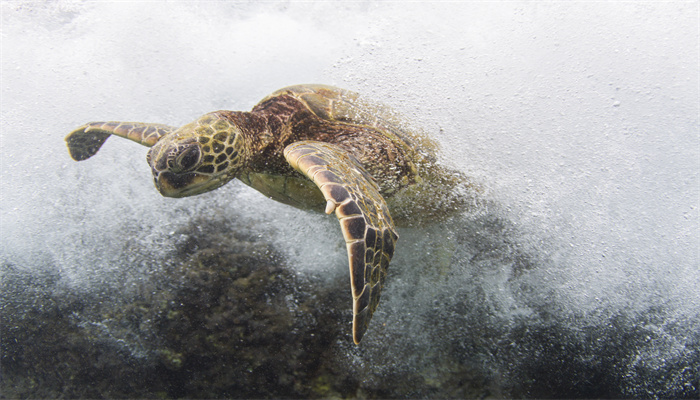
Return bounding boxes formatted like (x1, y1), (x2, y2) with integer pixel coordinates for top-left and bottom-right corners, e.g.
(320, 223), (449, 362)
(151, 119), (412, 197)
(66, 122), (176, 161)
(284, 141), (399, 344)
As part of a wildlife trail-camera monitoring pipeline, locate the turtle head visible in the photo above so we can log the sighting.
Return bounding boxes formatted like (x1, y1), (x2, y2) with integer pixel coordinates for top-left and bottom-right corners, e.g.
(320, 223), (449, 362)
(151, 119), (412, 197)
(147, 112), (246, 198)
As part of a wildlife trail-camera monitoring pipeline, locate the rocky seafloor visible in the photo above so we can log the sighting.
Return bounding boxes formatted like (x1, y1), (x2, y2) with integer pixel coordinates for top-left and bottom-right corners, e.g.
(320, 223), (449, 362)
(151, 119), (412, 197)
(1, 213), (698, 398)
(1, 215), (493, 399)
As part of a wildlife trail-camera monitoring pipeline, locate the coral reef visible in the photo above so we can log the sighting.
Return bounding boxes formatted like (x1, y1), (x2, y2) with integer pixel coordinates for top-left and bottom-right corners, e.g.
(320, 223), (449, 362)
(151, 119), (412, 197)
(0, 216), (492, 398)
(2, 214), (696, 398)
(1, 218), (332, 398)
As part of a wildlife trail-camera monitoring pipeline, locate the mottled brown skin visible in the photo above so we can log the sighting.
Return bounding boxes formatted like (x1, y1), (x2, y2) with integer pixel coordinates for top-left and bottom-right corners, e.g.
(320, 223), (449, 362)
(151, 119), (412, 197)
(65, 84), (478, 344)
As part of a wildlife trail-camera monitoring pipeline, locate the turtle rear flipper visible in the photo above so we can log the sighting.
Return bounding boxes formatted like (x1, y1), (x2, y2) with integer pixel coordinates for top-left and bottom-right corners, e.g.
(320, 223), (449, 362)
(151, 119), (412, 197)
(66, 122), (176, 161)
(284, 141), (399, 344)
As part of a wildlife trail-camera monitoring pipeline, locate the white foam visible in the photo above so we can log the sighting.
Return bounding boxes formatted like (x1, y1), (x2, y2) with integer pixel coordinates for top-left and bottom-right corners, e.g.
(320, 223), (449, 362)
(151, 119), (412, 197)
(1, 1), (697, 394)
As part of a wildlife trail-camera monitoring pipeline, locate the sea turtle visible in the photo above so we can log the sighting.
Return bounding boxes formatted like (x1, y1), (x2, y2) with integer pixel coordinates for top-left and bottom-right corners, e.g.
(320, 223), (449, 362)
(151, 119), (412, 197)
(65, 84), (478, 344)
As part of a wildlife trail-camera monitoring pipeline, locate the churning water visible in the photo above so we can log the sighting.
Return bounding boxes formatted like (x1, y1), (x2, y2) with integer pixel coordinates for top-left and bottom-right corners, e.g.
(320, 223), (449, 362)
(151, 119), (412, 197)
(1, 1), (698, 398)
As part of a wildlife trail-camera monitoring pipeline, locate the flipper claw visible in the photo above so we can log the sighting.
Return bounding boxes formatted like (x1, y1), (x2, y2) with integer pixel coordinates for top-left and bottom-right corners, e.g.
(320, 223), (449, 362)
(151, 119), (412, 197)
(284, 141), (398, 344)
(325, 199), (337, 214)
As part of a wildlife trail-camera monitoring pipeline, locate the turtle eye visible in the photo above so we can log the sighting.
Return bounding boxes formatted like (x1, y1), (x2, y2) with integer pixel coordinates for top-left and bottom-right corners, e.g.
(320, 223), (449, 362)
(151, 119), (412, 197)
(175, 145), (201, 172)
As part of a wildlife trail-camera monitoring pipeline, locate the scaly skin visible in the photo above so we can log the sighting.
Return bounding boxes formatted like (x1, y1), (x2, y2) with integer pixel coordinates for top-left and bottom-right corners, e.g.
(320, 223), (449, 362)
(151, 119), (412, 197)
(65, 84), (480, 343)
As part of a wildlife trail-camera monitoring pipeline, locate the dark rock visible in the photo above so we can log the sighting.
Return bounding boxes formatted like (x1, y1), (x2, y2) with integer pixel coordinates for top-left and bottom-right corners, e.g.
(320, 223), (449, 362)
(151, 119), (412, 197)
(0, 216), (359, 398)
(5, 213), (693, 398)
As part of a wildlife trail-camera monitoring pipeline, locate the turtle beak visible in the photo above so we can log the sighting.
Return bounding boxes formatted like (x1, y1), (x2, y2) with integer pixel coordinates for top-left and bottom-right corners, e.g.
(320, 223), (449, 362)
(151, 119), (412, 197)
(154, 171), (221, 198)
(156, 171), (196, 197)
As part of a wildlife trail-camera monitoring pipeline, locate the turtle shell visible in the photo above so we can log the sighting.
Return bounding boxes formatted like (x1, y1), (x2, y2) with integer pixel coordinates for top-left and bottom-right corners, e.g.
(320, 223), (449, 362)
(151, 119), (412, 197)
(257, 84), (440, 165)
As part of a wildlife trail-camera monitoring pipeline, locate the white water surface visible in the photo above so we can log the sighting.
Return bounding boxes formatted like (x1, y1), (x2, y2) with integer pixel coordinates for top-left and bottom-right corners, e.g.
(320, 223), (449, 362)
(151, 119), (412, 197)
(2, 1), (698, 396)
